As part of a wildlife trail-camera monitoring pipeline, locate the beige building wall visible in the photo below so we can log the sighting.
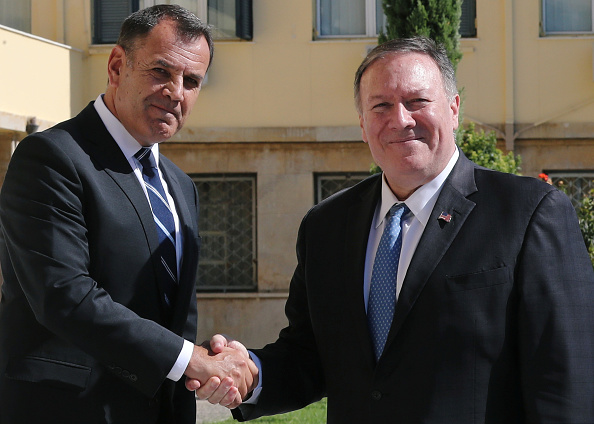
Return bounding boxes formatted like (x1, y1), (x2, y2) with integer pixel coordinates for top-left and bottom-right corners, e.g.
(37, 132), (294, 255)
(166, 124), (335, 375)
(162, 140), (374, 344)
(1, 0), (593, 346)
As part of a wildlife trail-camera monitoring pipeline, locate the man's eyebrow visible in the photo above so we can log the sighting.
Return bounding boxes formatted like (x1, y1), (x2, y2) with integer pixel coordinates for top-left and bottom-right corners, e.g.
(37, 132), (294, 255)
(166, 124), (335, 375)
(367, 94), (389, 103)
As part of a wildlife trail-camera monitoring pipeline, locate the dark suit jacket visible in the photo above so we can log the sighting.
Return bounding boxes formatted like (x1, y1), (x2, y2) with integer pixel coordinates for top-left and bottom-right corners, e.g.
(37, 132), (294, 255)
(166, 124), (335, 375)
(235, 153), (594, 423)
(0, 103), (201, 424)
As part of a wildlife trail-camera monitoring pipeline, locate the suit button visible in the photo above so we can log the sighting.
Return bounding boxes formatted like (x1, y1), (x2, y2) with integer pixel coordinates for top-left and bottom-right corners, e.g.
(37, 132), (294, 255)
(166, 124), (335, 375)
(371, 390), (382, 401)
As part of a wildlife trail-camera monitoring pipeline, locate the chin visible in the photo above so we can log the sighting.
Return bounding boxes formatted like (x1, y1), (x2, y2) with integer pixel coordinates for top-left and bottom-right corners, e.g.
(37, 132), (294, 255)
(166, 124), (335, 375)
(151, 124), (178, 141)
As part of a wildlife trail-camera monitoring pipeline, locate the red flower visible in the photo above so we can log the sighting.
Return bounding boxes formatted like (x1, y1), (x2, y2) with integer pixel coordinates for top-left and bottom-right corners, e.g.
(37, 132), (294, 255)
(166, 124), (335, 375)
(539, 173), (549, 182)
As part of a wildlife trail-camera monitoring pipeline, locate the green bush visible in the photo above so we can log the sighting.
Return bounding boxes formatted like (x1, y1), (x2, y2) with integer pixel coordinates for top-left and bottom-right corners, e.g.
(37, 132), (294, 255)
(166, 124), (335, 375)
(457, 123), (521, 174)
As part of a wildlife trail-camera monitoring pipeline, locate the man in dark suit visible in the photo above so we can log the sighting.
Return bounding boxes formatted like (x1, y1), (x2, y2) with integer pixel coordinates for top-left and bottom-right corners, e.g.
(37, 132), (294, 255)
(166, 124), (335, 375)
(0, 5), (255, 424)
(198, 37), (594, 422)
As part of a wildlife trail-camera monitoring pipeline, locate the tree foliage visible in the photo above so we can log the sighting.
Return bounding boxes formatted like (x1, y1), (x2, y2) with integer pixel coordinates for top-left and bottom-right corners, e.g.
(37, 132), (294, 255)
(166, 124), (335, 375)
(457, 123), (521, 174)
(379, 0), (463, 71)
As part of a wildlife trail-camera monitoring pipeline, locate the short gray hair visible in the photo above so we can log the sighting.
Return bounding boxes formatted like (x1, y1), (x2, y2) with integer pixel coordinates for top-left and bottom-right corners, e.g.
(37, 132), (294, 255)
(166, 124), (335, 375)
(354, 36), (457, 114)
(117, 4), (214, 71)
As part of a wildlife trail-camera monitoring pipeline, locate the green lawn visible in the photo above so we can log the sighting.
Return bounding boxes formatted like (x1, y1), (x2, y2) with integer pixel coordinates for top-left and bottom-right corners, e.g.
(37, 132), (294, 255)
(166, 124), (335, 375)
(219, 398), (327, 423)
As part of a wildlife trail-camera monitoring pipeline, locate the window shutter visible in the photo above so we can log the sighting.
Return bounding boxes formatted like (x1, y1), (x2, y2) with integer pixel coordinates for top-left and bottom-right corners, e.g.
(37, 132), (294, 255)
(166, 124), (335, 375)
(235, 0), (252, 40)
(94, 0), (139, 44)
(459, 0), (476, 38)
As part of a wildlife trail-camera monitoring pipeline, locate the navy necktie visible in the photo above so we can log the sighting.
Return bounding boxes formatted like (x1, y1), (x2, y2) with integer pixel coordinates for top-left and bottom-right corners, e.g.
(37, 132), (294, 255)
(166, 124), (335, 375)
(135, 147), (177, 307)
(368, 203), (409, 361)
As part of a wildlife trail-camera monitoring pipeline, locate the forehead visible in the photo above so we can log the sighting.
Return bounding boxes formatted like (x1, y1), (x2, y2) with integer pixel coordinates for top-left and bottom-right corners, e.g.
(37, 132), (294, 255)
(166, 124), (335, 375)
(132, 21), (210, 71)
(361, 52), (443, 94)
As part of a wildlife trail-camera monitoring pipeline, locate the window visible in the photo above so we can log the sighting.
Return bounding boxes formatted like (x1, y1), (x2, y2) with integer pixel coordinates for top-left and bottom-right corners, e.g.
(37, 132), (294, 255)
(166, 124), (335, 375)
(542, 0), (594, 34)
(547, 171), (594, 209)
(0, 0), (31, 33)
(316, 0), (385, 38)
(315, 173), (369, 203)
(93, 0), (138, 44)
(316, 0), (475, 39)
(92, 0), (252, 44)
(460, 0), (477, 38)
(208, 0), (252, 40)
(193, 175), (257, 292)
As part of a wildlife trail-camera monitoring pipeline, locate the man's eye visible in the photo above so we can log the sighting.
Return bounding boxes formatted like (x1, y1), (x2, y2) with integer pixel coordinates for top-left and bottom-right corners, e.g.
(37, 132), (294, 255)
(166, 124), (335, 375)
(407, 99), (429, 109)
(411, 98), (429, 104)
(372, 102), (390, 110)
(184, 78), (199, 89)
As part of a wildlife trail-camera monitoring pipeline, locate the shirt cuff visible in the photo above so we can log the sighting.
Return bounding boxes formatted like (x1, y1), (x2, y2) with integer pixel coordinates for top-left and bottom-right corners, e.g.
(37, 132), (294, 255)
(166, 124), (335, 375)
(167, 339), (194, 381)
(242, 350), (263, 404)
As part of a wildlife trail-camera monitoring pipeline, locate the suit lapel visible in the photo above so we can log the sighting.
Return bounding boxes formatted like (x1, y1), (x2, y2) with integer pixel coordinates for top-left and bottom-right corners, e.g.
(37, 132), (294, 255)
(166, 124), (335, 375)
(76, 105), (158, 251)
(344, 176), (382, 367)
(387, 154), (478, 345)
(75, 104), (171, 313)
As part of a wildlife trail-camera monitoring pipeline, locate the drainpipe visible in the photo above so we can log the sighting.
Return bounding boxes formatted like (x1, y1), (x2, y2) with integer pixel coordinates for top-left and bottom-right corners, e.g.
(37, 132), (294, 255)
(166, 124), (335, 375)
(504, 0), (515, 151)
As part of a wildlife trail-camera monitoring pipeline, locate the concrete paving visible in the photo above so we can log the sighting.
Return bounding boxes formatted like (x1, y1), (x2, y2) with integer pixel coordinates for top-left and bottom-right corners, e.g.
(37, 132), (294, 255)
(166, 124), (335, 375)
(196, 398), (233, 423)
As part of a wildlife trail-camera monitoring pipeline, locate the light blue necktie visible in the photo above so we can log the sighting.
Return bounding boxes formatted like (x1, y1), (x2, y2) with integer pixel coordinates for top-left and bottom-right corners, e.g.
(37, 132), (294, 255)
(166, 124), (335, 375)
(135, 148), (177, 307)
(368, 203), (409, 361)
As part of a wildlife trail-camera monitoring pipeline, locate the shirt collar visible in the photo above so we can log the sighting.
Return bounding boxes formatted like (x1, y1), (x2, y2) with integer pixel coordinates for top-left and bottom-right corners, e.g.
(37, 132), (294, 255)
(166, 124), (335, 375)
(93, 94), (160, 165)
(376, 148), (459, 228)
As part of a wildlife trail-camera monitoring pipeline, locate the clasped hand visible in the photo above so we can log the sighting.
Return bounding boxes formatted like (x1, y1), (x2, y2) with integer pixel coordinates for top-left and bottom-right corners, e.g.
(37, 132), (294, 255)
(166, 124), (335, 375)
(184, 334), (258, 409)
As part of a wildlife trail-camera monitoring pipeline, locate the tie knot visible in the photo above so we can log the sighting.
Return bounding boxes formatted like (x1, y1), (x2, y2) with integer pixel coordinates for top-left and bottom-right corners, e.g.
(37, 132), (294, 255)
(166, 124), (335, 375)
(135, 147), (157, 176)
(388, 203), (409, 220)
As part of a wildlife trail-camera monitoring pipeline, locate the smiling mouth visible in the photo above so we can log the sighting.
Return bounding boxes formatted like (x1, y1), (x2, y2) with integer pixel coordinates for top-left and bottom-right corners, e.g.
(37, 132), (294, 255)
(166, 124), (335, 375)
(390, 137), (420, 144)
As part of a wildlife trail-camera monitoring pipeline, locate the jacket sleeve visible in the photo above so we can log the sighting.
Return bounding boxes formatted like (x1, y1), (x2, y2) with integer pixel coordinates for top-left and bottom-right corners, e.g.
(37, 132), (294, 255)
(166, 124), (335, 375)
(517, 188), (594, 422)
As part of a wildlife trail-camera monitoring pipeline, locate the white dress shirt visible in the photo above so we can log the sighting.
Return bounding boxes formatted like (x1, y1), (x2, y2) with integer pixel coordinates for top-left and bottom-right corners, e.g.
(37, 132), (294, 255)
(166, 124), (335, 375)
(364, 148), (459, 308)
(93, 95), (193, 382)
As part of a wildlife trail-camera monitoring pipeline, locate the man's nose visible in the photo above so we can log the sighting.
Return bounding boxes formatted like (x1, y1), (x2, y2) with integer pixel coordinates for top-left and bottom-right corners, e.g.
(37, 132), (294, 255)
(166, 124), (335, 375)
(163, 77), (183, 102)
(390, 103), (415, 129)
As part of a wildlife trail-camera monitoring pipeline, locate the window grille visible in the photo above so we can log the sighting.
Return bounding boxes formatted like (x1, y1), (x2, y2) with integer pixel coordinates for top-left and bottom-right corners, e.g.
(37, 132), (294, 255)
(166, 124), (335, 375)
(547, 171), (594, 209)
(460, 0), (477, 38)
(315, 173), (369, 203)
(93, 0), (138, 44)
(192, 174), (257, 292)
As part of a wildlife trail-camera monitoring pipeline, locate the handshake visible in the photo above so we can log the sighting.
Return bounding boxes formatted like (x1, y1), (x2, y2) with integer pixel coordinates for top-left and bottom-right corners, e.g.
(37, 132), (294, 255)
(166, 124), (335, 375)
(183, 334), (258, 409)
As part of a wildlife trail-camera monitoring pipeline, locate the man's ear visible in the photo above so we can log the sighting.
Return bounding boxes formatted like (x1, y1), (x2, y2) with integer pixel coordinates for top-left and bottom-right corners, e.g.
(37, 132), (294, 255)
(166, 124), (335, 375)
(451, 94), (461, 130)
(107, 45), (126, 87)
(359, 114), (368, 144)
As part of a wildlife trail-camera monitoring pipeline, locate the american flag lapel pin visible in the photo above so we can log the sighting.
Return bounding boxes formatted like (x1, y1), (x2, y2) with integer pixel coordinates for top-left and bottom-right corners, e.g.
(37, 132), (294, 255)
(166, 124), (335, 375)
(438, 211), (452, 223)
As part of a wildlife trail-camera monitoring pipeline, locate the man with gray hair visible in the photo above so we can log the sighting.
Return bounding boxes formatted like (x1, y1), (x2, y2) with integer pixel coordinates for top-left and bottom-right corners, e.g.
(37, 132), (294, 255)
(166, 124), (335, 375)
(201, 36), (594, 423)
